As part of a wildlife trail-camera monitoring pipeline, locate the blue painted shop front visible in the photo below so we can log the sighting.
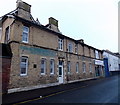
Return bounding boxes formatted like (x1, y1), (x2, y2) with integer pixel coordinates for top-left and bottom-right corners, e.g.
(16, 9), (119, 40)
(103, 58), (110, 77)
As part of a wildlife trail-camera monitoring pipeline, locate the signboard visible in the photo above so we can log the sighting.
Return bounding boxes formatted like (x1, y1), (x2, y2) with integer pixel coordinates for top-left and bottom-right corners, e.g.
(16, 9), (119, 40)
(95, 60), (104, 66)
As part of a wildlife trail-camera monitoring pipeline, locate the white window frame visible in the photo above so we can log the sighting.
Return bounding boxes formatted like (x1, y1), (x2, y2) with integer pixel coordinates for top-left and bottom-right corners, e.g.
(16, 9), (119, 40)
(40, 58), (46, 75)
(5, 26), (10, 43)
(22, 26), (29, 43)
(58, 38), (63, 51)
(68, 43), (73, 53)
(82, 62), (86, 73)
(50, 59), (55, 74)
(67, 61), (71, 73)
(20, 56), (28, 76)
(95, 50), (99, 59)
(76, 62), (79, 73)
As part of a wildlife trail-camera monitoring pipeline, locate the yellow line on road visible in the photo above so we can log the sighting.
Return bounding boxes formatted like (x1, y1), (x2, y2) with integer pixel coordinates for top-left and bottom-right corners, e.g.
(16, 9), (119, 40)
(13, 85), (88, 105)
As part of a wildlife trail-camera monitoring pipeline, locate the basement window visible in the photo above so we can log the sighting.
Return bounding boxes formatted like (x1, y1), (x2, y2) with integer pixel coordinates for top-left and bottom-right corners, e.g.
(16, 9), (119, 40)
(22, 26), (29, 43)
(20, 56), (28, 76)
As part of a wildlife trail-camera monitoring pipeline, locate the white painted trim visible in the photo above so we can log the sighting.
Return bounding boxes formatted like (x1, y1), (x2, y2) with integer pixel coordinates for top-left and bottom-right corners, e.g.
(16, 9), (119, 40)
(58, 38), (63, 51)
(20, 56), (28, 76)
(22, 26), (29, 43)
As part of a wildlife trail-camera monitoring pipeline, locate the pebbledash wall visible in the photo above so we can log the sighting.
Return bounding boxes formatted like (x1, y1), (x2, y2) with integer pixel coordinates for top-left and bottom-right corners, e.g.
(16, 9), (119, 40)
(0, 0), (104, 93)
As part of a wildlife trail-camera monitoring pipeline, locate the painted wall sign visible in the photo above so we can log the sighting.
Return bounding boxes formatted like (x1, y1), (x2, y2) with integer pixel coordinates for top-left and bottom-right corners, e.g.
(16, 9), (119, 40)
(20, 45), (56, 57)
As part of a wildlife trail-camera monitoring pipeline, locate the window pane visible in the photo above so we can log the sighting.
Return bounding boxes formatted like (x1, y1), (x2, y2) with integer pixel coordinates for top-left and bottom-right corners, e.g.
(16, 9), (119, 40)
(21, 68), (26, 74)
(59, 60), (63, 65)
(58, 39), (63, 50)
(50, 59), (54, 74)
(22, 26), (29, 42)
(76, 62), (79, 73)
(5, 27), (10, 43)
(83, 62), (86, 72)
(21, 58), (27, 62)
(20, 56), (28, 75)
(67, 62), (70, 73)
(59, 67), (62, 75)
(41, 59), (46, 74)
(22, 32), (28, 42)
(68, 43), (73, 52)
(23, 26), (29, 32)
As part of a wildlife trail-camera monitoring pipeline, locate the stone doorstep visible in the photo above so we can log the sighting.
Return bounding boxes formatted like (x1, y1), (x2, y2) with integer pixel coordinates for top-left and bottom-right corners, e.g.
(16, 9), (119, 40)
(8, 77), (99, 94)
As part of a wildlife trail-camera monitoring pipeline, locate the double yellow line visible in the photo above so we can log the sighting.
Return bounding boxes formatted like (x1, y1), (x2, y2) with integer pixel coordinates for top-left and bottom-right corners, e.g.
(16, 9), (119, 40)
(13, 85), (88, 105)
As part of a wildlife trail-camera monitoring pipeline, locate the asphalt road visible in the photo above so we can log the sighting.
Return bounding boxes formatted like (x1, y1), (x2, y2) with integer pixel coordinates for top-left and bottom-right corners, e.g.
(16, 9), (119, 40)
(18, 75), (120, 104)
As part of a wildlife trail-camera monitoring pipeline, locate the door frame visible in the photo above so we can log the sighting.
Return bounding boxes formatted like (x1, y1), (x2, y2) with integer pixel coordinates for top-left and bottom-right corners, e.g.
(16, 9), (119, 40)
(58, 60), (64, 83)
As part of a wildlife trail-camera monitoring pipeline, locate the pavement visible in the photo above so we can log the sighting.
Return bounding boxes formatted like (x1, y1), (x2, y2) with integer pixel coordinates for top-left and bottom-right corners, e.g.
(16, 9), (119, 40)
(2, 75), (119, 105)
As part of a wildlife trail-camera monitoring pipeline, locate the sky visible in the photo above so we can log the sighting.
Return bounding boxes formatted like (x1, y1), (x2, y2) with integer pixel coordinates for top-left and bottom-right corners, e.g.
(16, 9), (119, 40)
(0, 0), (119, 52)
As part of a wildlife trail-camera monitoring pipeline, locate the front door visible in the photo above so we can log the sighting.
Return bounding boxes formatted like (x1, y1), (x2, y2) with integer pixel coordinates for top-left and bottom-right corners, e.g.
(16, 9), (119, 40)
(95, 65), (100, 76)
(58, 61), (64, 83)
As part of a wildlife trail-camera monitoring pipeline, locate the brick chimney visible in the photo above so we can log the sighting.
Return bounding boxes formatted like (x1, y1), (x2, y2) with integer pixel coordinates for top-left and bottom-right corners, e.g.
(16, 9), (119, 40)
(49, 17), (58, 27)
(16, 0), (32, 21)
(47, 17), (61, 33)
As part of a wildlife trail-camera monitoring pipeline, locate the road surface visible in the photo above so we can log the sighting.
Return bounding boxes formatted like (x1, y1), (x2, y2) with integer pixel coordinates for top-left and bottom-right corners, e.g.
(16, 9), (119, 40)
(16, 75), (120, 104)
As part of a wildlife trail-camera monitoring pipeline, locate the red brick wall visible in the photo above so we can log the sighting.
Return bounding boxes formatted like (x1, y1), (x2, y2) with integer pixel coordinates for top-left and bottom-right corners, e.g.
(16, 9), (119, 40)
(1, 57), (11, 93)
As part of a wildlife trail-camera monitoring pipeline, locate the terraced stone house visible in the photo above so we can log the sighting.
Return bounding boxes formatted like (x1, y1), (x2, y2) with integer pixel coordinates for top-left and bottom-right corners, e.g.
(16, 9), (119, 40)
(0, 0), (104, 93)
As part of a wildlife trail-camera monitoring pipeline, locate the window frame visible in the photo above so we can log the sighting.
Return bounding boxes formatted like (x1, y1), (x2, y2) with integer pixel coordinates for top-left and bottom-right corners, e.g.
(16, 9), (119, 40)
(22, 26), (29, 43)
(58, 38), (63, 51)
(95, 50), (99, 59)
(67, 61), (71, 74)
(76, 62), (79, 73)
(82, 62), (86, 73)
(20, 56), (28, 76)
(50, 59), (55, 75)
(5, 26), (10, 43)
(68, 43), (73, 53)
(40, 58), (46, 75)
(89, 63), (92, 72)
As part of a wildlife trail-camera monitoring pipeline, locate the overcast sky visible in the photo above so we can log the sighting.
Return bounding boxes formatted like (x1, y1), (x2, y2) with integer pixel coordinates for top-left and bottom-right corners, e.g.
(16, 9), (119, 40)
(0, 0), (119, 52)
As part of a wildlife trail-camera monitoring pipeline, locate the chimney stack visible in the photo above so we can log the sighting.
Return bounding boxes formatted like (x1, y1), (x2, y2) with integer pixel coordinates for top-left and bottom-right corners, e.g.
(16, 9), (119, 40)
(46, 17), (61, 33)
(16, 0), (31, 12)
(49, 17), (58, 27)
(16, 0), (32, 21)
